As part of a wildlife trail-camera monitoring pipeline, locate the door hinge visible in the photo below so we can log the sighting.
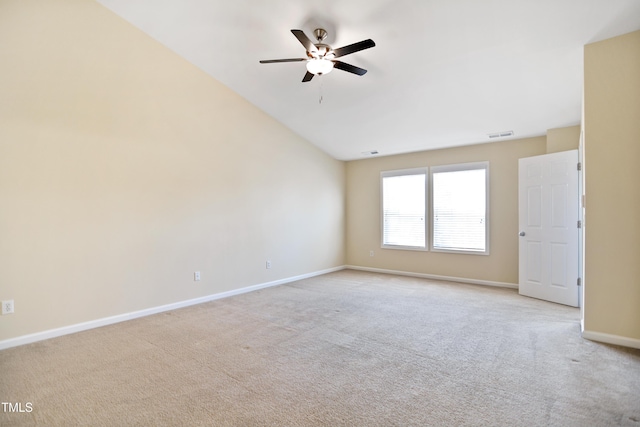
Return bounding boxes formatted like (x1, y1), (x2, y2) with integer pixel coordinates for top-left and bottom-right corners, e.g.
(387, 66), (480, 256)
(577, 277), (581, 287)
(577, 162), (582, 171)
(577, 220), (582, 229)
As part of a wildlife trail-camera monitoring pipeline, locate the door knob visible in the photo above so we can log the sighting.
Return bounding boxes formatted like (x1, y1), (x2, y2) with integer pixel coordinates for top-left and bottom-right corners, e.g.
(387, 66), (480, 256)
(519, 231), (526, 237)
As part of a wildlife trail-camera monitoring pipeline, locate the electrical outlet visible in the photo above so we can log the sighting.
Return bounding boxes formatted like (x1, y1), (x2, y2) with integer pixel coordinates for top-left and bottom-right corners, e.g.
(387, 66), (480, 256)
(194, 271), (201, 281)
(2, 300), (14, 315)
(266, 260), (272, 269)
(370, 250), (374, 257)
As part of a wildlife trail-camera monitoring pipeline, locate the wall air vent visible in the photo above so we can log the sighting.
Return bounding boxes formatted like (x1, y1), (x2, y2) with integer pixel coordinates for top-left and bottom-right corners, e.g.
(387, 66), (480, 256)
(488, 130), (514, 139)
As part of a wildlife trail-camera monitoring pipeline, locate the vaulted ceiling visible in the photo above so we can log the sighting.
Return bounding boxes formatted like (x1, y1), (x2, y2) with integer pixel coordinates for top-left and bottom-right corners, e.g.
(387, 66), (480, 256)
(97, 0), (640, 160)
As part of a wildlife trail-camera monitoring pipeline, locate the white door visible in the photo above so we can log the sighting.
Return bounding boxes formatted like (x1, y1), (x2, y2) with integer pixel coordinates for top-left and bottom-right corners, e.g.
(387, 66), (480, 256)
(518, 150), (580, 307)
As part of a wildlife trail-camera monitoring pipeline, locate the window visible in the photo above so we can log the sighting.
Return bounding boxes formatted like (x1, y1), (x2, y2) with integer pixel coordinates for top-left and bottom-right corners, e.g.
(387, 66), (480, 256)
(431, 162), (489, 254)
(381, 168), (428, 250)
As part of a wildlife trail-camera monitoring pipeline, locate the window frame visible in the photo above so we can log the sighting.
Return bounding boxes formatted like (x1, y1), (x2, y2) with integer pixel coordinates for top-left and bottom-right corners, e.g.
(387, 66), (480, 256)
(430, 161), (490, 255)
(380, 167), (429, 251)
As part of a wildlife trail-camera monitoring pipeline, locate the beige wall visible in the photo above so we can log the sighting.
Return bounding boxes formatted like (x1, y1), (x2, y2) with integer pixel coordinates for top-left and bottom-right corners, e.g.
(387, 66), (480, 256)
(0, 1), (345, 341)
(346, 137), (547, 284)
(583, 30), (640, 341)
(547, 125), (580, 153)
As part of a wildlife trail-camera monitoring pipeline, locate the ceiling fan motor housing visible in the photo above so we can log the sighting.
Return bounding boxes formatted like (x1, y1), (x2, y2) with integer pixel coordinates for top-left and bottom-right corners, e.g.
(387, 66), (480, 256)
(309, 44), (335, 60)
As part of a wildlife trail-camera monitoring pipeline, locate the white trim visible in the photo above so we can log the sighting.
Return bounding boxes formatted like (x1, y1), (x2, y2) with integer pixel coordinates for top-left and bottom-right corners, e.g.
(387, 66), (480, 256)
(582, 329), (640, 350)
(345, 265), (517, 289)
(0, 266), (345, 351)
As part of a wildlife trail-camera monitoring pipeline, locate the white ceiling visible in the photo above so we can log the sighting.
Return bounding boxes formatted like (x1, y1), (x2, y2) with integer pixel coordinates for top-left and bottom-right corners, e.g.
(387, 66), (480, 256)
(96, 0), (640, 160)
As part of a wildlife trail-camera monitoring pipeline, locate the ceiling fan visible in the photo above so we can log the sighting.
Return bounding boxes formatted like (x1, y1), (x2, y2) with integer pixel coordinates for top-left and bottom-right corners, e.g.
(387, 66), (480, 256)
(259, 28), (375, 82)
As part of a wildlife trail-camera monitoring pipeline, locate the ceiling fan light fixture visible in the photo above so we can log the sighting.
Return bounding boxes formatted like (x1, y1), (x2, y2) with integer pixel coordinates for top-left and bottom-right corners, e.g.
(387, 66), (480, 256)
(306, 58), (334, 75)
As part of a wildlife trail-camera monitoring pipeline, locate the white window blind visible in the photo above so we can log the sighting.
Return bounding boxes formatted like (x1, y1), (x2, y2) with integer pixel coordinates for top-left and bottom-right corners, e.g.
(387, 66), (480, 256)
(381, 169), (427, 249)
(432, 163), (489, 253)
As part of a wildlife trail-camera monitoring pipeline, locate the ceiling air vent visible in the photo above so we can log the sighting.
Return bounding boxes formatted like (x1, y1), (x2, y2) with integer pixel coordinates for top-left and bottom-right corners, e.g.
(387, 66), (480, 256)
(361, 150), (379, 156)
(488, 130), (514, 139)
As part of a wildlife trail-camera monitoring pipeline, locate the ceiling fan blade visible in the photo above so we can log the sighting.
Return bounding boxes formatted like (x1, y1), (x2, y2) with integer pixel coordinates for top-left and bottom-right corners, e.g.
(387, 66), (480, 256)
(332, 60), (367, 76)
(291, 29), (318, 55)
(333, 39), (375, 58)
(259, 58), (306, 64)
(302, 71), (314, 82)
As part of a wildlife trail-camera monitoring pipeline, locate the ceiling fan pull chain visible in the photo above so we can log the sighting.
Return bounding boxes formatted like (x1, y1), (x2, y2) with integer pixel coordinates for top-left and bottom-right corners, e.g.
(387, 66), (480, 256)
(319, 75), (323, 104)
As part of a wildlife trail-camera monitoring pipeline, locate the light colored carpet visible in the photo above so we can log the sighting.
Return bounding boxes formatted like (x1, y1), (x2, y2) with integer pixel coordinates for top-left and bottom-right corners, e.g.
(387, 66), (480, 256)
(1, 270), (639, 426)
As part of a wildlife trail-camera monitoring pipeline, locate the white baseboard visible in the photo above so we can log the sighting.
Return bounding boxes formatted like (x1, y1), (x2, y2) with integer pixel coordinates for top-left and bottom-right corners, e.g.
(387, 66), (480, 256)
(0, 266), (346, 351)
(345, 265), (518, 289)
(582, 329), (640, 350)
